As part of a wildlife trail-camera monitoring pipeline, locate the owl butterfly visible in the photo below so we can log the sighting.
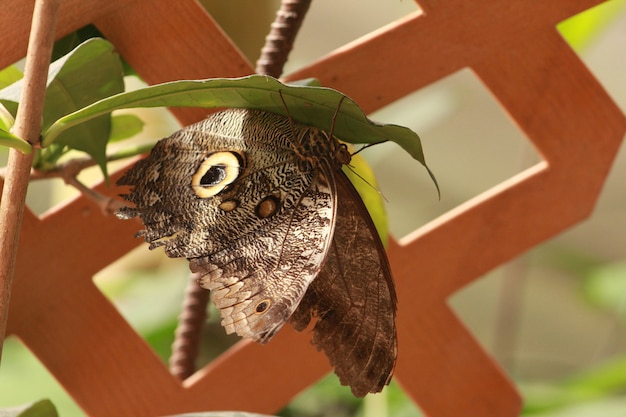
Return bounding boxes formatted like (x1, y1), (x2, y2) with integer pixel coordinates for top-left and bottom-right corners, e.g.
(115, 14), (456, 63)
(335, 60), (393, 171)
(116, 105), (398, 397)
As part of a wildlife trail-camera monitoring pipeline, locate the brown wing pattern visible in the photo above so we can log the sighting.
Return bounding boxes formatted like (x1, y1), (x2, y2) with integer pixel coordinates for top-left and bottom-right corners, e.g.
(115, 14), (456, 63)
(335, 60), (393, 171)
(118, 110), (337, 343)
(291, 170), (397, 397)
(190, 168), (337, 342)
(118, 109), (397, 395)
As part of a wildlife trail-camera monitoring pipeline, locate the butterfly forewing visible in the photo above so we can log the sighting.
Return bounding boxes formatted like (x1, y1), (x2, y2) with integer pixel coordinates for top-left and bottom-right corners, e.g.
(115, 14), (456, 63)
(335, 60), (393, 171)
(118, 110), (337, 342)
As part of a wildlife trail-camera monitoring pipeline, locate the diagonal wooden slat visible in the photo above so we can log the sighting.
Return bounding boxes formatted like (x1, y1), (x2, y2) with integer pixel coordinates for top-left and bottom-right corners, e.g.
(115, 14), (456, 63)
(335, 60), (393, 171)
(2, 0), (625, 416)
(2, 0), (130, 68)
(286, 0), (612, 112)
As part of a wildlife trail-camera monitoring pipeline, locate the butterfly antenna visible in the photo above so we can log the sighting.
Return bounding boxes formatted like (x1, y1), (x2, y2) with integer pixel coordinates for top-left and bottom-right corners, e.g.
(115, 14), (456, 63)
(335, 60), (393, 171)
(278, 90), (299, 148)
(329, 95), (346, 138)
(344, 164), (389, 203)
(352, 141), (386, 156)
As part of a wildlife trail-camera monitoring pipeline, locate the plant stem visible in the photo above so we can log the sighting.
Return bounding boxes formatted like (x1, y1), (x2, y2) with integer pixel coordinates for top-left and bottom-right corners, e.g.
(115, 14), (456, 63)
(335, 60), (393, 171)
(65, 177), (127, 215)
(0, 143), (156, 181)
(0, 0), (61, 361)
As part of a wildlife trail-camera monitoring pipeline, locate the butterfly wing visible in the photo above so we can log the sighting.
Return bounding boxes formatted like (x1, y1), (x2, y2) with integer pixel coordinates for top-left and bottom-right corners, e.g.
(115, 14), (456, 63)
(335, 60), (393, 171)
(190, 166), (337, 342)
(117, 109), (337, 343)
(290, 169), (398, 397)
(117, 108), (398, 394)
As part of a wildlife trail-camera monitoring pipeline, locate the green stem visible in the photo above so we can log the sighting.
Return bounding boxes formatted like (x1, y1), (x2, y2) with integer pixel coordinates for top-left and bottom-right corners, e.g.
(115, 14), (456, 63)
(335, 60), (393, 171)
(0, 0), (61, 361)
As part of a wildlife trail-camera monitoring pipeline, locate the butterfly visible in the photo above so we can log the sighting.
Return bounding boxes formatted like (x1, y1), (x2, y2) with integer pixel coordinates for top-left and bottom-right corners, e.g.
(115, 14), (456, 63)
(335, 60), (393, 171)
(116, 107), (397, 397)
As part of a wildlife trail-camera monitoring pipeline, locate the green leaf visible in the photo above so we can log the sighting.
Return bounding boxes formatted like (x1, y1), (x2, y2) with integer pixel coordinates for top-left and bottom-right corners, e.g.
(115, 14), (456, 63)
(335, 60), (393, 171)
(286, 77), (321, 87)
(51, 25), (104, 61)
(0, 38), (124, 177)
(0, 107), (29, 153)
(0, 127), (31, 154)
(109, 114), (145, 142)
(0, 102), (15, 132)
(44, 75), (437, 191)
(42, 38), (124, 176)
(0, 66), (23, 91)
(0, 399), (58, 417)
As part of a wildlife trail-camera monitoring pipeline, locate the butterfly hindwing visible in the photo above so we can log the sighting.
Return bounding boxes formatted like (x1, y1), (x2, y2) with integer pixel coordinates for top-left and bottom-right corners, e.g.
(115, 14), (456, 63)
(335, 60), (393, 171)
(290, 170), (398, 397)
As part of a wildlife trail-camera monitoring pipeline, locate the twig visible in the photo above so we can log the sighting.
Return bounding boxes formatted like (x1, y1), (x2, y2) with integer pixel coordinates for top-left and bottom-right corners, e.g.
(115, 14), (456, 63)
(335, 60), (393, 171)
(169, 0), (313, 379)
(0, 149), (147, 217)
(0, 143), (155, 181)
(0, 0), (61, 361)
(65, 176), (127, 215)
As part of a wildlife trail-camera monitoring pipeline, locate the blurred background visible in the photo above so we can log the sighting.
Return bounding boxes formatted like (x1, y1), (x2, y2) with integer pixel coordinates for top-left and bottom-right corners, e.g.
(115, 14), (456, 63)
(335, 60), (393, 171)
(1, 1), (625, 416)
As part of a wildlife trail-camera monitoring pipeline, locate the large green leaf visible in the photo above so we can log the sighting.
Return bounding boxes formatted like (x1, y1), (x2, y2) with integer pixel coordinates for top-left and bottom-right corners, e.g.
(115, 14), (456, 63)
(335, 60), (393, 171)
(44, 74), (437, 191)
(0, 38), (124, 175)
(108, 114), (145, 143)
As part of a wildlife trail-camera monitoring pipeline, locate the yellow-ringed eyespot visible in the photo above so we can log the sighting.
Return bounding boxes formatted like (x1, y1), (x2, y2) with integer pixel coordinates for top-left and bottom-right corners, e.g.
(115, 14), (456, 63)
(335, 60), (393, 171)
(191, 151), (244, 198)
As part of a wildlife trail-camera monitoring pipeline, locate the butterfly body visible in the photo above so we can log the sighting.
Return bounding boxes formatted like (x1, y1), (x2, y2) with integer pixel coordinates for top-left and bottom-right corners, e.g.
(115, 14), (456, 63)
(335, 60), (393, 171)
(117, 108), (397, 396)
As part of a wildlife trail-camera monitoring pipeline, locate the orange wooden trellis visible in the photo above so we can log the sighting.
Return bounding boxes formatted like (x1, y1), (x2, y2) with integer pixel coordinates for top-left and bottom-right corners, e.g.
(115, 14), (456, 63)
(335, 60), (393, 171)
(1, 0), (625, 416)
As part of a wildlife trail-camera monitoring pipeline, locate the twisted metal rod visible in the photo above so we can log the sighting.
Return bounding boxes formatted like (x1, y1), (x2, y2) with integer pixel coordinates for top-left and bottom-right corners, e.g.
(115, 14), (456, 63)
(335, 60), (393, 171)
(255, 0), (312, 78)
(169, 273), (211, 380)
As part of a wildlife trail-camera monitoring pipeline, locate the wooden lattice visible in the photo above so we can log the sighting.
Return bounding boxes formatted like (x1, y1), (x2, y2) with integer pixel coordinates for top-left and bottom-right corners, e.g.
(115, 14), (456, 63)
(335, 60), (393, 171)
(1, 1), (625, 416)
